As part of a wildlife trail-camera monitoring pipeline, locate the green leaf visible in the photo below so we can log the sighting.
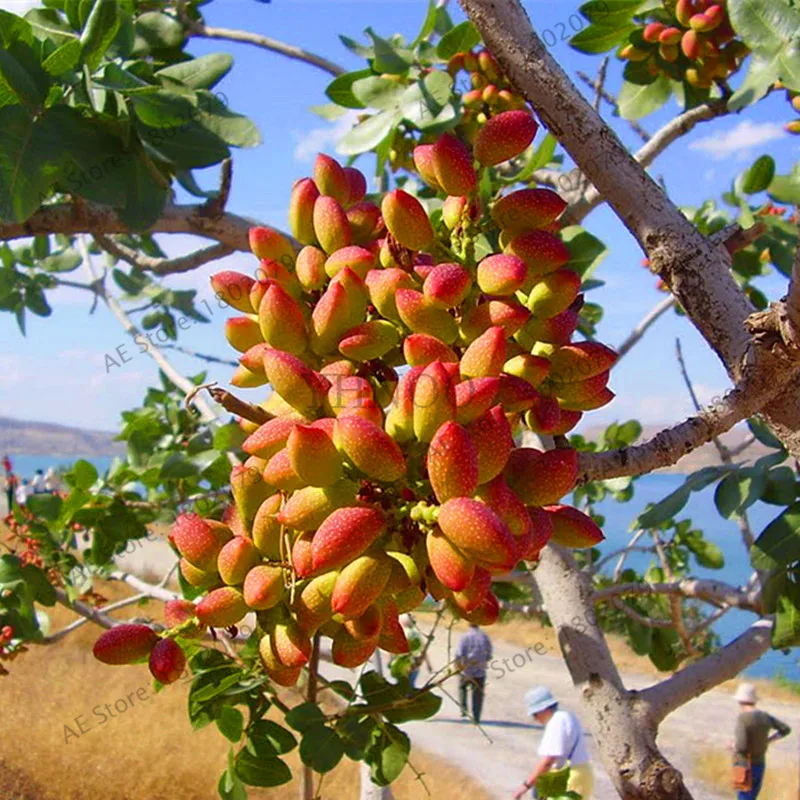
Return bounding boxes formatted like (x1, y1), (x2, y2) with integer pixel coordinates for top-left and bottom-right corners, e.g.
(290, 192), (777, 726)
(325, 69), (371, 110)
(747, 417), (785, 449)
(366, 724), (409, 786)
(41, 38), (81, 76)
(728, 0), (800, 91)
(22, 562), (56, 606)
(580, 0), (644, 22)
(366, 28), (413, 74)
(686, 536), (725, 569)
(714, 473), (742, 518)
(411, 0), (438, 47)
(634, 484), (691, 528)
(285, 702), (326, 732)
(299, 724), (345, 773)
(213, 422), (246, 453)
(762, 467), (797, 506)
(26, 492), (62, 521)
(728, 55), (780, 111)
(0, 49), (44, 106)
(560, 225), (608, 278)
(337, 109), (398, 156)
(0, 106), (62, 222)
(131, 89), (197, 128)
(194, 91), (260, 148)
(118, 155), (168, 231)
(133, 11), (185, 53)
(80, 0), (119, 71)
(94, 63), (158, 94)
(773, 578), (800, 648)
(384, 690), (442, 723)
(157, 53), (233, 90)
(752, 502), (800, 571)
(40, 250), (82, 272)
(570, 21), (636, 54)
(217, 759), (247, 800)
(352, 76), (408, 110)
(69, 459), (98, 490)
(617, 74), (671, 119)
(741, 155), (775, 194)
(234, 751), (291, 788)
(216, 706), (244, 743)
(138, 119), (230, 170)
(649, 627), (680, 671)
(437, 21), (481, 60)
(768, 166), (800, 205)
(248, 720), (297, 756)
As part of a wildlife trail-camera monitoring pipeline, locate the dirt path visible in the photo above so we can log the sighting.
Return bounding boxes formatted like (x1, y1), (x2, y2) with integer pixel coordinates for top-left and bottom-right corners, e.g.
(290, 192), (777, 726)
(104, 541), (800, 798)
(321, 632), (800, 800)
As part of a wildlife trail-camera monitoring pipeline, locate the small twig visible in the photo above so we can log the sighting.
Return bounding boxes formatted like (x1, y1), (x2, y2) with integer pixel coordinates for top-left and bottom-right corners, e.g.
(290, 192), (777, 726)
(576, 70), (650, 143)
(207, 385), (273, 425)
(95, 233), (233, 277)
(202, 159), (234, 219)
(616, 295), (676, 361)
(190, 22), (345, 77)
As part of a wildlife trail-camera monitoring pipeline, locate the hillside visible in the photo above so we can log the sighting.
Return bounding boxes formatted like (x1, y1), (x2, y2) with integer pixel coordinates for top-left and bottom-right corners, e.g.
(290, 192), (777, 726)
(0, 417), (124, 457)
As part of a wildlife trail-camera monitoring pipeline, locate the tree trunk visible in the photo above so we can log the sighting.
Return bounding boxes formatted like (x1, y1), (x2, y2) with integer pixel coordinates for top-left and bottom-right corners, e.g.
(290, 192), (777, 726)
(534, 546), (694, 799)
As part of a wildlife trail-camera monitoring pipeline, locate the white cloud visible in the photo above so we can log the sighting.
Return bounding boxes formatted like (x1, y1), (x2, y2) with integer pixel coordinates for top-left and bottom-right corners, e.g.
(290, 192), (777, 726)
(292, 111), (360, 163)
(689, 120), (786, 161)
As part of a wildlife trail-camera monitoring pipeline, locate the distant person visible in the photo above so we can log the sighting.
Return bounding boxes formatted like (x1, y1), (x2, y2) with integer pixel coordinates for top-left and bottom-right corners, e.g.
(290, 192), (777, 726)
(2, 454), (11, 475)
(514, 686), (593, 800)
(44, 467), (58, 493)
(455, 623), (492, 723)
(15, 479), (29, 507)
(4, 472), (16, 512)
(31, 469), (45, 494)
(732, 683), (790, 799)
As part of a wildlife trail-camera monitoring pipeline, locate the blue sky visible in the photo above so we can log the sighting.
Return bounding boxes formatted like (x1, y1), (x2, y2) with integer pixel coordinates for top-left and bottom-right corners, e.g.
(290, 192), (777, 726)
(0, 0), (797, 433)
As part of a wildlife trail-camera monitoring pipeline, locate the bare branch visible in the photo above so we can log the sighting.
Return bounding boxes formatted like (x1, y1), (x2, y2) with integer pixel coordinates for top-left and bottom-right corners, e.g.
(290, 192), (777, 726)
(0, 201), (259, 253)
(593, 578), (761, 612)
(616, 295), (675, 360)
(208, 385), (273, 425)
(189, 23), (345, 77)
(567, 101), (729, 224)
(576, 70), (650, 143)
(78, 238), (223, 426)
(641, 618), (773, 724)
(159, 343), (239, 368)
(577, 367), (790, 482)
(42, 591), (147, 643)
(109, 570), (181, 603)
(203, 158), (234, 219)
(96, 234), (233, 276)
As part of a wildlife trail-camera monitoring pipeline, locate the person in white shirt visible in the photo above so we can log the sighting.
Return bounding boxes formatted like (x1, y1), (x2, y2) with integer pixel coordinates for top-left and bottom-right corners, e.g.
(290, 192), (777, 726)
(44, 467), (58, 493)
(514, 686), (593, 799)
(30, 469), (46, 494)
(15, 479), (29, 507)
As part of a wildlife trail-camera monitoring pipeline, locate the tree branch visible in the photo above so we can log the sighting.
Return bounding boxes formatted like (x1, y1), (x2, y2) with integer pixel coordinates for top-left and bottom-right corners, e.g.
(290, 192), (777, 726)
(577, 358), (795, 482)
(616, 295), (676, 360)
(189, 23), (345, 77)
(566, 101), (729, 224)
(0, 201), (261, 253)
(576, 70), (650, 143)
(78, 238), (223, 427)
(594, 578), (761, 613)
(96, 234), (233, 276)
(641, 618), (773, 725)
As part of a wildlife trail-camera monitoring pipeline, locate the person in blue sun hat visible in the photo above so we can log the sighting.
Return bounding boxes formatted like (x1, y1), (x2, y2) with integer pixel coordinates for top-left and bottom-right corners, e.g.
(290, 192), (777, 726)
(513, 686), (593, 799)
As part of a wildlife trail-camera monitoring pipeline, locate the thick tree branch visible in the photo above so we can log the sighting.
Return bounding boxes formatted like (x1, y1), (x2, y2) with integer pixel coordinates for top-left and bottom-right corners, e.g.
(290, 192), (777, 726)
(641, 618), (773, 725)
(0, 201), (260, 253)
(593, 579), (761, 613)
(577, 356), (795, 482)
(189, 23), (345, 77)
(96, 234), (233, 276)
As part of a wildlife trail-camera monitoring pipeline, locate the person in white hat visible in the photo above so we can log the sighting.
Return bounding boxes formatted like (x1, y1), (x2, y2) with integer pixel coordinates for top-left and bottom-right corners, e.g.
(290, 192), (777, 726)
(513, 686), (593, 799)
(732, 682), (790, 799)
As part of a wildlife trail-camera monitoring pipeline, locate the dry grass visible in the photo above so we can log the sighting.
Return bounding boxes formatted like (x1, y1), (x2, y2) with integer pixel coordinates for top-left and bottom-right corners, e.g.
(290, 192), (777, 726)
(0, 582), (490, 800)
(692, 747), (799, 800)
